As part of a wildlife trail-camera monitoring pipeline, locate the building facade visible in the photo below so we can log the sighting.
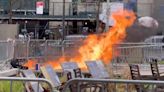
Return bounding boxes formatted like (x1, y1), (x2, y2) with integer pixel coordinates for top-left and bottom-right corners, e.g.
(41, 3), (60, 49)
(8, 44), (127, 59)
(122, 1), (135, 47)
(153, 0), (164, 34)
(0, 0), (161, 39)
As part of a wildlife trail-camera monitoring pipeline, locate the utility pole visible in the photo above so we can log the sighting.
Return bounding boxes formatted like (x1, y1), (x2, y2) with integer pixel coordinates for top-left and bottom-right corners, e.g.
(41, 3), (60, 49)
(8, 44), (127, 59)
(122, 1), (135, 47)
(8, 0), (12, 24)
(105, 0), (110, 32)
(96, 0), (100, 33)
(62, 0), (65, 40)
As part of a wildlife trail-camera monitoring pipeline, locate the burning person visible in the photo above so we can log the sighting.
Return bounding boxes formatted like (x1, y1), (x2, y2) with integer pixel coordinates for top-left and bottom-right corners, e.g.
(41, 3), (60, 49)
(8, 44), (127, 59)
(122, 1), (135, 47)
(98, 13), (115, 33)
(24, 9), (136, 70)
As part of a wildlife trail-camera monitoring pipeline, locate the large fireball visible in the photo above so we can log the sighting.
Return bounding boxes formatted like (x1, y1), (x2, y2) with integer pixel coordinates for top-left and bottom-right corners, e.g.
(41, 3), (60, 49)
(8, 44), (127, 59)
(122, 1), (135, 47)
(25, 10), (136, 69)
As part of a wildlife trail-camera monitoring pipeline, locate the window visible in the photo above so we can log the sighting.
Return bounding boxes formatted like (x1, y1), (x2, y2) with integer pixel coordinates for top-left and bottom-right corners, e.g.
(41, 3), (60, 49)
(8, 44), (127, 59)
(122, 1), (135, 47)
(159, 5), (164, 15)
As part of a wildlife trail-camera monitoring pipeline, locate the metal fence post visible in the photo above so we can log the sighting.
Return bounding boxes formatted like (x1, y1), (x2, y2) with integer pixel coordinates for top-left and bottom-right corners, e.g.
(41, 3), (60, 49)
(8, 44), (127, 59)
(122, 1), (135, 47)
(37, 81), (39, 92)
(160, 44), (163, 60)
(53, 2), (55, 15)
(62, 0), (66, 40)
(10, 80), (13, 92)
(26, 40), (29, 60)
(62, 40), (65, 57)
(77, 82), (80, 92)
(126, 83), (129, 92)
(6, 41), (9, 60)
(45, 40), (48, 62)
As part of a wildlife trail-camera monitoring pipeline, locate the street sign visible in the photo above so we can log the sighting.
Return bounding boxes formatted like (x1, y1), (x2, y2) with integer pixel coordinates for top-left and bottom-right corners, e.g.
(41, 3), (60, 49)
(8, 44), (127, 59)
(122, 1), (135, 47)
(36, 1), (44, 14)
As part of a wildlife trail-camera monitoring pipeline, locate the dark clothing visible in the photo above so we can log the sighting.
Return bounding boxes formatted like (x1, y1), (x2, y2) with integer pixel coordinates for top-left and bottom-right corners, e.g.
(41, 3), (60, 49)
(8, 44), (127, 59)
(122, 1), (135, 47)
(10, 59), (28, 69)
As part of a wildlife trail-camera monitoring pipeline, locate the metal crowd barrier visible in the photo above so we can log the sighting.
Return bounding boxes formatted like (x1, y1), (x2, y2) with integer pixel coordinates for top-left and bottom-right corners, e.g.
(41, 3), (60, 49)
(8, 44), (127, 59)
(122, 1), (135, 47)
(0, 40), (14, 62)
(62, 78), (164, 92)
(14, 39), (84, 60)
(0, 77), (53, 92)
(0, 39), (164, 64)
(112, 43), (164, 63)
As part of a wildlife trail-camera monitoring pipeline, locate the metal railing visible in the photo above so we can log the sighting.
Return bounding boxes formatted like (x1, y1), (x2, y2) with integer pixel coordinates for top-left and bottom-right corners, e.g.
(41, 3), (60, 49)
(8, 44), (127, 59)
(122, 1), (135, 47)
(49, 2), (97, 17)
(0, 77), (53, 92)
(62, 78), (164, 92)
(13, 39), (85, 60)
(112, 43), (164, 64)
(0, 0), (49, 14)
(0, 40), (14, 62)
(0, 1), (154, 17)
(0, 1), (97, 16)
(1, 39), (164, 64)
(3, 76), (164, 92)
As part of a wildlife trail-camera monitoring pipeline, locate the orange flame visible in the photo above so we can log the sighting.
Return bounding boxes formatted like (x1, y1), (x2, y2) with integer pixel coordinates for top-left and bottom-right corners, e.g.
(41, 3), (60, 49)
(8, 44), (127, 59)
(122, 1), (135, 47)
(24, 59), (37, 69)
(24, 10), (136, 70)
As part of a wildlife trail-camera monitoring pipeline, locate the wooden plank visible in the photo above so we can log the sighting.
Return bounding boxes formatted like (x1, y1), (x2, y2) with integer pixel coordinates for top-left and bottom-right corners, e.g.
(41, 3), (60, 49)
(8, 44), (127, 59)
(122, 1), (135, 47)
(96, 61), (110, 78)
(61, 62), (78, 71)
(22, 70), (44, 92)
(40, 67), (51, 85)
(86, 61), (100, 78)
(41, 65), (61, 87)
(86, 61), (109, 79)
(61, 62), (79, 78)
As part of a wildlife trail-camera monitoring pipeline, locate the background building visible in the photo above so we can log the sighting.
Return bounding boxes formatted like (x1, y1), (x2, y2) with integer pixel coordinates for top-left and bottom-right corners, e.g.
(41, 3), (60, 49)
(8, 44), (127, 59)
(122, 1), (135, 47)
(153, 0), (164, 35)
(0, 0), (162, 41)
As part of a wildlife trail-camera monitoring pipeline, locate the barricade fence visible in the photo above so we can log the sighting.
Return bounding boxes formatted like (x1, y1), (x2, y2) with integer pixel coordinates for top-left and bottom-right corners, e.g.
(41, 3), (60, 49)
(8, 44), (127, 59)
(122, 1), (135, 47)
(62, 78), (164, 92)
(1, 77), (164, 92)
(0, 39), (164, 64)
(0, 40), (14, 62)
(0, 77), (53, 92)
(112, 43), (164, 64)
(13, 39), (84, 60)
